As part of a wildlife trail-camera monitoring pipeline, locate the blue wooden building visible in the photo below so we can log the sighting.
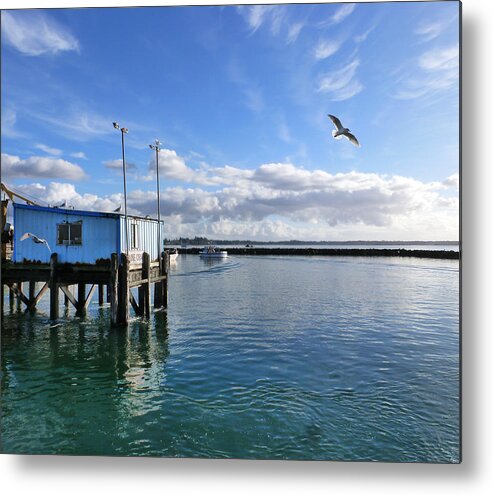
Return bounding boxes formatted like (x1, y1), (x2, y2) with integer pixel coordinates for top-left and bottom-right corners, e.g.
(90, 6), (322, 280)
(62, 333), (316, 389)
(13, 204), (164, 264)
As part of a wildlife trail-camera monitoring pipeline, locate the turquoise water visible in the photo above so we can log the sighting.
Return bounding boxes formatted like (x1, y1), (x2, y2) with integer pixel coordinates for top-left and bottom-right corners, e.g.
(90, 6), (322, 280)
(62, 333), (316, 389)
(0, 255), (460, 462)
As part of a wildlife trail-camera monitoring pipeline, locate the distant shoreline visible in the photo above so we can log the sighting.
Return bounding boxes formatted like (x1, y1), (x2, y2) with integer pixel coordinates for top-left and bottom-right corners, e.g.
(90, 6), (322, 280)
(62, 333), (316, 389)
(180, 247), (460, 260)
(169, 239), (459, 246)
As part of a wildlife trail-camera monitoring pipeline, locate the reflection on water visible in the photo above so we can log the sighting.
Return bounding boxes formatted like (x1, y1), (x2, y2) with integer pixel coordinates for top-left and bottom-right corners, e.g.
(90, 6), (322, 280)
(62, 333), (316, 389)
(1, 255), (459, 461)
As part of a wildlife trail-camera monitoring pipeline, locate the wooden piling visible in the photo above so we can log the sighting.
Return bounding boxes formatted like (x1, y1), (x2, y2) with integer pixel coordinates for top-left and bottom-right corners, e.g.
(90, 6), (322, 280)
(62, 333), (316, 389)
(163, 252), (169, 309)
(98, 284), (104, 306)
(27, 281), (36, 312)
(154, 254), (163, 309)
(3, 249), (167, 326)
(49, 253), (59, 320)
(118, 253), (129, 326)
(80, 284), (96, 313)
(143, 252), (151, 319)
(138, 285), (144, 316)
(16, 281), (23, 309)
(76, 283), (86, 316)
(110, 253), (119, 326)
(29, 281), (36, 302)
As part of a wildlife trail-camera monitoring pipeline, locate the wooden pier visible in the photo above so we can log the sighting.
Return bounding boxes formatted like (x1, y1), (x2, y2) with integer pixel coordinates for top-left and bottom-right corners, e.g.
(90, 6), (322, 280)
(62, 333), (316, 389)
(1, 251), (170, 326)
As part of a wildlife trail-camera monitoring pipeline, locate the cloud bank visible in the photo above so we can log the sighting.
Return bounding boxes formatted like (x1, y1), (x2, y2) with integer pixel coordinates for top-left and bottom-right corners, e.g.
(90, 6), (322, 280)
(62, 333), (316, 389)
(12, 162), (459, 241)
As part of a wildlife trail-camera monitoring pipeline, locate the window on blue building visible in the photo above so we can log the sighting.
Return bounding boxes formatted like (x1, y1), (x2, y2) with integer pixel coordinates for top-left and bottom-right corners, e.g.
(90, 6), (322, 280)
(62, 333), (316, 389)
(130, 223), (139, 250)
(57, 222), (82, 245)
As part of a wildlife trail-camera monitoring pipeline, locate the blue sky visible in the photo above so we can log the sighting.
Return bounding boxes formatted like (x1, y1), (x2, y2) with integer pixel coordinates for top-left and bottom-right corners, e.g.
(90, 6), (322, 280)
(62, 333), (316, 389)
(1, 1), (459, 241)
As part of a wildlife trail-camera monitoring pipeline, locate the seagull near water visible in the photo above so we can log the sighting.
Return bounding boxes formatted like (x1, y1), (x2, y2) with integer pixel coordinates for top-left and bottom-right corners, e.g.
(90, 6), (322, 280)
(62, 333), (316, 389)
(20, 232), (51, 252)
(328, 114), (360, 147)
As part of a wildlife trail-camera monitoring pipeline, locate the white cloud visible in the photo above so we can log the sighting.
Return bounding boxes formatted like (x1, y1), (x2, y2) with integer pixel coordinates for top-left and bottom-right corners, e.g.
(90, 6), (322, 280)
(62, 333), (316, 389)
(28, 109), (116, 141)
(146, 149), (194, 181)
(354, 23), (377, 43)
(443, 173), (459, 189)
(2, 11), (80, 56)
(237, 4), (300, 45)
(314, 39), (342, 60)
(1, 108), (19, 137)
(286, 22), (304, 44)
(415, 13), (457, 43)
(35, 144), (63, 156)
(237, 5), (280, 34)
(317, 59), (363, 101)
(419, 44), (459, 71)
(71, 151), (87, 160)
(15, 182), (122, 212)
(395, 44), (458, 100)
(331, 4), (356, 24)
(12, 160), (458, 241)
(1, 153), (86, 180)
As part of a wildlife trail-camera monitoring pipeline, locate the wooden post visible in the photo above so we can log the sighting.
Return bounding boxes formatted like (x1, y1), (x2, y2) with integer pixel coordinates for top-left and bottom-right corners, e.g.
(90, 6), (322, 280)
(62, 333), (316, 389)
(1, 199), (8, 261)
(143, 252), (151, 319)
(154, 255), (163, 309)
(1, 283), (4, 316)
(110, 253), (119, 326)
(28, 281), (36, 311)
(138, 286), (144, 316)
(49, 253), (59, 320)
(77, 283), (86, 315)
(29, 281), (36, 304)
(98, 284), (104, 306)
(106, 285), (111, 303)
(9, 286), (14, 310)
(64, 285), (70, 306)
(118, 253), (129, 326)
(163, 251), (169, 309)
(16, 281), (23, 309)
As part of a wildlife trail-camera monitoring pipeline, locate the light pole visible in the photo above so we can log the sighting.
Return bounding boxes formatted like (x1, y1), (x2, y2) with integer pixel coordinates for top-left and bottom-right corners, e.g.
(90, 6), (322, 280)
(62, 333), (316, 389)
(149, 140), (162, 260)
(113, 122), (129, 254)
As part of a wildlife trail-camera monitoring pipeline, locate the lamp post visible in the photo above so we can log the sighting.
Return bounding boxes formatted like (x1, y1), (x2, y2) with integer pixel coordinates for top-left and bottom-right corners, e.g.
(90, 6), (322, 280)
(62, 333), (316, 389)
(113, 122), (129, 254)
(149, 140), (162, 260)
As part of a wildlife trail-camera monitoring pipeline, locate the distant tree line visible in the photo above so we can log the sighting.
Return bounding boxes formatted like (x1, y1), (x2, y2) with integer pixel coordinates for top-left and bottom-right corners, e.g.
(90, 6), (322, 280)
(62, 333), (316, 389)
(164, 237), (458, 246)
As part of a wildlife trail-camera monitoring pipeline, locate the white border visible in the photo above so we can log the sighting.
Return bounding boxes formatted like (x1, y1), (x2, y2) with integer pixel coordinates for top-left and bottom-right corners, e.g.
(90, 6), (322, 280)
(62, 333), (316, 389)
(1, 0), (492, 494)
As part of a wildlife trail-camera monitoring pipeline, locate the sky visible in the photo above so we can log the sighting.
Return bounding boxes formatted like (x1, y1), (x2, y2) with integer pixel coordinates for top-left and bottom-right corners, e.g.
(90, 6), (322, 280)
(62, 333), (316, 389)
(1, 1), (460, 241)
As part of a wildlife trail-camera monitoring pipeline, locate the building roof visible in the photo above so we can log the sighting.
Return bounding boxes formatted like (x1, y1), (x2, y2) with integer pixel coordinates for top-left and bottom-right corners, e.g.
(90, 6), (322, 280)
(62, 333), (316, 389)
(13, 203), (163, 223)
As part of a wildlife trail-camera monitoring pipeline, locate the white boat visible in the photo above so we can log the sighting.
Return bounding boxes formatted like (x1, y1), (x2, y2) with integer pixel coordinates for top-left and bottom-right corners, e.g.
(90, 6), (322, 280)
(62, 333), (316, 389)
(166, 248), (179, 262)
(199, 245), (228, 258)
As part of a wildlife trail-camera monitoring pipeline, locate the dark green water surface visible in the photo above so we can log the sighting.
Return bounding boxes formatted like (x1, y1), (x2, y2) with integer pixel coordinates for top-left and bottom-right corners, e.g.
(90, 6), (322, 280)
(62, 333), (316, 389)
(1, 255), (460, 461)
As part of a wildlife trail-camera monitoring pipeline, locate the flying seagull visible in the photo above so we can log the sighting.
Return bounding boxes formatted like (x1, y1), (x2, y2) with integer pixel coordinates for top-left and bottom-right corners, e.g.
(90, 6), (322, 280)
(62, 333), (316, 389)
(20, 232), (51, 252)
(328, 114), (360, 147)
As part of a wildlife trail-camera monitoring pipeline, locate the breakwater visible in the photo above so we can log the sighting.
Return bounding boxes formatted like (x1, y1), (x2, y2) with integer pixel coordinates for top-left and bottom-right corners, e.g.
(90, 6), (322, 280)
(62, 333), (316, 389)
(180, 247), (459, 259)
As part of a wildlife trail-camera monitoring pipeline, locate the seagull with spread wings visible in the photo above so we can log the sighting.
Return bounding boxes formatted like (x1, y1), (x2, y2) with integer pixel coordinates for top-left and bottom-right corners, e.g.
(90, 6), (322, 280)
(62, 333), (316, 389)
(20, 232), (51, 252)
(328, 114), (360, 147)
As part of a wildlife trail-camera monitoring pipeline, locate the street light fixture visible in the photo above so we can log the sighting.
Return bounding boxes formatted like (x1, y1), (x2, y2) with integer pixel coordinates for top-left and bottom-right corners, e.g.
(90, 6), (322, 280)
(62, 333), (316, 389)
(113, 122), (129, 254)
(149, 140), (162, 260)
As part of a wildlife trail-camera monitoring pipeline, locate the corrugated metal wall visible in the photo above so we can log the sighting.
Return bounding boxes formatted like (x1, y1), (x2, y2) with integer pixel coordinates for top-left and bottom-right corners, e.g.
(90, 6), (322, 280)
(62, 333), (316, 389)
(13, 205), (165, 264)
(119, 216), (165, 261)
(13, 206), (119, 263)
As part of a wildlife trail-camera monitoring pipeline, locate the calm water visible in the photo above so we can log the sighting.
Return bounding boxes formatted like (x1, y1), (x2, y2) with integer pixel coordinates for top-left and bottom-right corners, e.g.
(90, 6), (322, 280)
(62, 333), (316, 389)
(1, 255), (460, 462)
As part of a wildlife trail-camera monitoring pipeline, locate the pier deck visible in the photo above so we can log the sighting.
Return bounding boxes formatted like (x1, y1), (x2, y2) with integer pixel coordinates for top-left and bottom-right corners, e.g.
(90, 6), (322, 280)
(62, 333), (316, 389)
(1, 251), (170, 326)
